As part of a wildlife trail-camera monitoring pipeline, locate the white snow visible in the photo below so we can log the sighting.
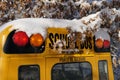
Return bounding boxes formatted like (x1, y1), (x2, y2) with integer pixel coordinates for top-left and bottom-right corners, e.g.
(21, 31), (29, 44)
(94, 28), (110, 41)
(0, 18), (77, 39)
(75, 0), (87, 6)
(0, 8), (119, 40)
(92, 0), (105, 8)
(118, 31), (120, 38)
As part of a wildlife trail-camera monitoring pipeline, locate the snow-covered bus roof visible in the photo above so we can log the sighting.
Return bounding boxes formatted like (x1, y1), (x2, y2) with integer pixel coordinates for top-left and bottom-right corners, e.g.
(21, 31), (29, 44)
(0, 8), (119, 39)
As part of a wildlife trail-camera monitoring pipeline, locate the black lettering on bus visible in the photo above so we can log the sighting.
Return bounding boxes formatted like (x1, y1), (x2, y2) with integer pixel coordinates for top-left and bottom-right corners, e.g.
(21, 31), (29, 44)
(60, 34), (64, 40)
(49, 33), (54, 49)
(80, 42), (84, 49)
(65, 34), (69, 49)
(85, 40), (88, 49)
(80, 37), (92, 49)
(75, 41), (78, 49)
(49, 33), (92, 50)
(55, 33), (59, 42)
(88, 37), (92, 49)
(85, 37), (90, 49)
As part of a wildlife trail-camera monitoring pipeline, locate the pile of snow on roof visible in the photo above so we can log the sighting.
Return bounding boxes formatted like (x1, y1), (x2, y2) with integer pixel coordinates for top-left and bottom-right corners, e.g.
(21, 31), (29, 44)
(0, 8), (119, 40)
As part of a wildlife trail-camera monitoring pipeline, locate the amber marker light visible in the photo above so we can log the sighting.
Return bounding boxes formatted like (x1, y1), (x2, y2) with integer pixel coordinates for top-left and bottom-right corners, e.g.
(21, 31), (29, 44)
(95, 38), (103, 48)
(30, 33), (44, 47)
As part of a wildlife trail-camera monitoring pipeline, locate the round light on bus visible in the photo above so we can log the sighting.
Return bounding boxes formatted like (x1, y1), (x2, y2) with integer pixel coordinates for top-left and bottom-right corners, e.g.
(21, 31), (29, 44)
(12, 31), (29, 47)
(30, 33), (44, 47)
(95, 38), (103, 48)
(103, 40), (110, 48)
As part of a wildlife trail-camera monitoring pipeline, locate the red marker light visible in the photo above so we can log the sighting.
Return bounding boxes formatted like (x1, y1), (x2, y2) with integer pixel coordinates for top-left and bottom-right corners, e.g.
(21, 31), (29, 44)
(103, 40), (110, 48)
(12, 31), (29, 47)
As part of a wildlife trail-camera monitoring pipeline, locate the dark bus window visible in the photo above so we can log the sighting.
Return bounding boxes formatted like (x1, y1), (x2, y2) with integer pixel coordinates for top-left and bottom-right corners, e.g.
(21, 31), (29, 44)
(19, 65), (40, 80)
(52, 62), (92, 80)
(99, 60), (108, 80)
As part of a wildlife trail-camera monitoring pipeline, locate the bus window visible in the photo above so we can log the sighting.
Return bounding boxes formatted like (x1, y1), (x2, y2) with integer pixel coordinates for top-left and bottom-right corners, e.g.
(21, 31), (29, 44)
(99, 60), (108, 80)
(52, 62), (92, 80)
(18, 65), (40, 80)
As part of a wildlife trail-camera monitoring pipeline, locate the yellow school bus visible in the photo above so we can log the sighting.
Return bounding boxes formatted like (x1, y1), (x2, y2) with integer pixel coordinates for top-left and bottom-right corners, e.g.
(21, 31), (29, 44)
(0, 18), (114, 80)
